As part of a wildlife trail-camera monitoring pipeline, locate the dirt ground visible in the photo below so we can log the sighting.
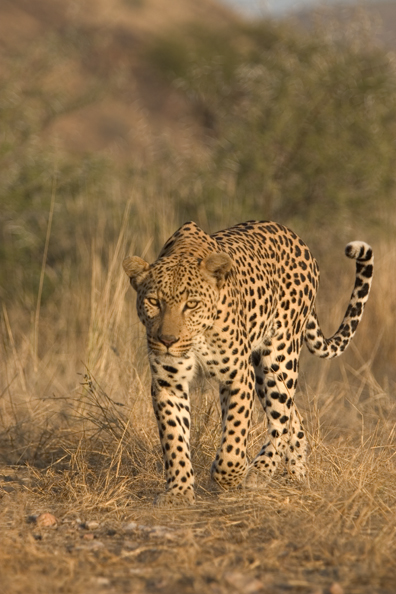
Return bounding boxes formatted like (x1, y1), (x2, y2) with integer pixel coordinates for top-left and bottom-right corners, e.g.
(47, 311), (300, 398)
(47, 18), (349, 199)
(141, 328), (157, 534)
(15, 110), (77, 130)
(1, 451), (395, 594)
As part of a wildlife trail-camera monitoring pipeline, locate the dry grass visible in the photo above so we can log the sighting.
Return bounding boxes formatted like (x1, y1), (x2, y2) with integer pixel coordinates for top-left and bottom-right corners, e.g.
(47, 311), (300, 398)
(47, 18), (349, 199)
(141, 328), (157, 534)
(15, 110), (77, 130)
(1, 201), (396, 594)
(1, 411), (396, 594)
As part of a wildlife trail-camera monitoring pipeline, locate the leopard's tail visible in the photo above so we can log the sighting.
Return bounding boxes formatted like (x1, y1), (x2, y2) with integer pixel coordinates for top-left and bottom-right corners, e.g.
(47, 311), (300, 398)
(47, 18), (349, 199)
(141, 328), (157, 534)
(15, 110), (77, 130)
(304, 241), (373, 359)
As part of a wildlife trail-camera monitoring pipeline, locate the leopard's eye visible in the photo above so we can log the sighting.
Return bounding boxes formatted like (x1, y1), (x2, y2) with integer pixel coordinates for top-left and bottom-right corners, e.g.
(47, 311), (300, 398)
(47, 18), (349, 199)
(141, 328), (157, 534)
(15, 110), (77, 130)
(147, 297), (160, 307)
(185, 300), (199, 310)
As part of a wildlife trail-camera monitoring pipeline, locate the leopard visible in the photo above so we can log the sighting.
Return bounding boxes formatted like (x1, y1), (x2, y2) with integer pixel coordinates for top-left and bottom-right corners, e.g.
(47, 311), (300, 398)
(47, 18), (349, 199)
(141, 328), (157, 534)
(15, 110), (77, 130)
(123, 221), (373, 505)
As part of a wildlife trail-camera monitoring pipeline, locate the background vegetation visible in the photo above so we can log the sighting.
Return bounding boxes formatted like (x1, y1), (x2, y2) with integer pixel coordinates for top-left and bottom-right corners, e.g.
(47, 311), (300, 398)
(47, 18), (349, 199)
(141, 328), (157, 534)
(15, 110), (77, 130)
(0, 1), (395, 592)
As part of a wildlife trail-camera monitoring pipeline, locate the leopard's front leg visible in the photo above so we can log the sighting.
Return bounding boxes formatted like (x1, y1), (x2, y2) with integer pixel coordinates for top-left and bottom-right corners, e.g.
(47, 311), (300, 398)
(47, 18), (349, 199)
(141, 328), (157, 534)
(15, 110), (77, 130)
(150, 356), (195, 506)
(211, 366), (255, 490)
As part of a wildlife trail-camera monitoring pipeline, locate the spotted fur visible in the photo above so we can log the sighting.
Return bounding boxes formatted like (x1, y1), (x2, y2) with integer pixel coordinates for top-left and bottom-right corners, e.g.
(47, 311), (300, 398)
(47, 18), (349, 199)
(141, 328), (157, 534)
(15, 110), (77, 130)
(123, 221), (373, 505)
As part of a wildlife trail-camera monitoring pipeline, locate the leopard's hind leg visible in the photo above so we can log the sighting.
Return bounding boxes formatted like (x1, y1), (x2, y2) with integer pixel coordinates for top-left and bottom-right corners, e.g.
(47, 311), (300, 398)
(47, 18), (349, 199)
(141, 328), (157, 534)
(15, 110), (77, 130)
(247, 334), (307, 485)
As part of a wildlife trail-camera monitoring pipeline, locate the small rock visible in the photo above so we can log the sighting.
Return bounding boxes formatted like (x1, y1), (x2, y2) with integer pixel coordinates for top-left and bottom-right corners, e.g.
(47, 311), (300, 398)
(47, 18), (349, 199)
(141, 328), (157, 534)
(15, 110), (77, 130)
(83, 533), (95, 541)
(122, 522), (175, 539)
(36, 513), (58, 527)
(224, 571), (263, 594)
(85, 521), (100, 530)
(143, 525), (176, 539)
(123, 522), (138, 532)
(95, 577), (110, 587)
(329, 584), (344, 594)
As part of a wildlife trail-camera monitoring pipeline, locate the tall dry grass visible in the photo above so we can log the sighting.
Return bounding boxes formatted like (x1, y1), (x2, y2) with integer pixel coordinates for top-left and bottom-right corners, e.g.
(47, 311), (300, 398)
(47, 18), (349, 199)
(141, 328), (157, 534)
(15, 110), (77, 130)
(0, 180), (395, 594)
(0, 178), (395, 481)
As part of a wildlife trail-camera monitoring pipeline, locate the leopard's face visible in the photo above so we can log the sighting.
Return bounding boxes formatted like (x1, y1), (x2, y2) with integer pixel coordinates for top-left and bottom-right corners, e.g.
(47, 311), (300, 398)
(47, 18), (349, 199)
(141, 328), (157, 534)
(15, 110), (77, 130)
(137, 263), (219, 357)
(124, 253), (232, 357)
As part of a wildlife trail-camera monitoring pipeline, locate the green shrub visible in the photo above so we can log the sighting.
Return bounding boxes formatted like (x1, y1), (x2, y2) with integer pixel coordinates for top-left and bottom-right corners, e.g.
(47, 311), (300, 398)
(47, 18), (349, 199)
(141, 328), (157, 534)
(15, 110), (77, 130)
(0, 37), (111, 305)
(148, 16), (396, 238)
(2, 12), (396, 310)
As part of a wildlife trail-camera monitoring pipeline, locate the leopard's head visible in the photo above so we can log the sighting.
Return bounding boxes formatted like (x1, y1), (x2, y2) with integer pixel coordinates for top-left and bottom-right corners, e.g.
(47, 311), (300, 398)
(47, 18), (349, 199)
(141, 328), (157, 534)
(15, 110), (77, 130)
(123, 252), (232, 357)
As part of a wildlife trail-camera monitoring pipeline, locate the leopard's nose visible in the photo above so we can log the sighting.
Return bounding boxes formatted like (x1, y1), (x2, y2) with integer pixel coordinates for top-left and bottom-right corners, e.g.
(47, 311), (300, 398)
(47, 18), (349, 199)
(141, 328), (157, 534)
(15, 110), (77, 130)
(158, 334), (179, 348)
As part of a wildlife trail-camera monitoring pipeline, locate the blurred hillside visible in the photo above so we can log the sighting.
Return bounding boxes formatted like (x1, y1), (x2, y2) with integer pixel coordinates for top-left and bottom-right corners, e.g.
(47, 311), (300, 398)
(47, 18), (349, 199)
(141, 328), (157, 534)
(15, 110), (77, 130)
(0, 0), (237, 160)
(2, 0), (396, 161)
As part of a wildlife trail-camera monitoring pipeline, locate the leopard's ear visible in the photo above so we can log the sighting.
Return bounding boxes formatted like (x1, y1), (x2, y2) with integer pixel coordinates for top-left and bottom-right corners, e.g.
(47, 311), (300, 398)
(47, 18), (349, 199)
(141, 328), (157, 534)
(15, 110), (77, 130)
(201, 252), (233, 289)
(123, 256), (150, 290)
